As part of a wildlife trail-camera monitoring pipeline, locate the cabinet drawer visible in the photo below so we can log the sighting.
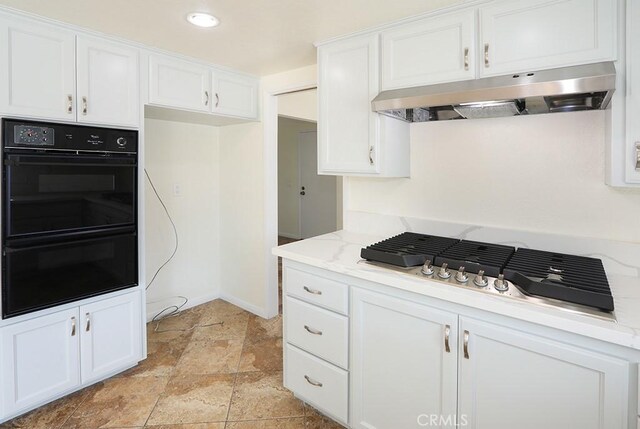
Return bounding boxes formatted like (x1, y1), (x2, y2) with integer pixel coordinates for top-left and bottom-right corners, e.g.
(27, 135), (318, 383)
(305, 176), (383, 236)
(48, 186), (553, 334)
(285, 344), (348, 425)
(285, 297), (348, 369)
(285, 267), (348, 315)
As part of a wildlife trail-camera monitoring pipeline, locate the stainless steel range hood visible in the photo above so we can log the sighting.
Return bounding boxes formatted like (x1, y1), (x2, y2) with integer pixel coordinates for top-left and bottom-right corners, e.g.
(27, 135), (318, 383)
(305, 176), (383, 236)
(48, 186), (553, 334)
(372, 62), (616, 122)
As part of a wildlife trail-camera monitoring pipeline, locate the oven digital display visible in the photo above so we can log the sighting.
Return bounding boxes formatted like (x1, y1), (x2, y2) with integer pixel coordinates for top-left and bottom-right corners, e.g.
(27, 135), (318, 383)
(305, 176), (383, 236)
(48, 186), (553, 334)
(14, 125), (55, 146)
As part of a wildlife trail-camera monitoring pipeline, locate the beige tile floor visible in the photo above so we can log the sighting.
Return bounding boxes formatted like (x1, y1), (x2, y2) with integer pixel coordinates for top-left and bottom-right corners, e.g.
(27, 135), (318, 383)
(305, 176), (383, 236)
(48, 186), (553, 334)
(0, 289), (342, 428)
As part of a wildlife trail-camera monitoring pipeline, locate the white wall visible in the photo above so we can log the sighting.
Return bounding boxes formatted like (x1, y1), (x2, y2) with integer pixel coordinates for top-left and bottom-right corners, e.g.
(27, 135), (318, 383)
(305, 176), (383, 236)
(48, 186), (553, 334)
(144, 118), (220, 319)
(347, 111), (640, 243)
(218, 122), (267, 314)
(278, 116), (318, 238)
(278, 89), (318, 122)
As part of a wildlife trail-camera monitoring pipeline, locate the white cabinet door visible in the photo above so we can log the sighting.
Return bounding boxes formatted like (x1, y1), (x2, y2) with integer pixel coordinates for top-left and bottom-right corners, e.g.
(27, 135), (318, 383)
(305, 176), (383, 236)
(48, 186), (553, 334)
(479, 0), (617, 76)
(351, 288), (458, 429)
(1, 309), (80, 416)
(212, 70), (258, 119)
(149, 55), (211, 112)
(382, 9), (476, 89)
(76, 36), (139, 127)
(459, 317), (630, 429)
(318, 34), (380, 175)
(0, 16), (75, 121)
(624, 0), (640, 185)
(80, 291), (142, 384)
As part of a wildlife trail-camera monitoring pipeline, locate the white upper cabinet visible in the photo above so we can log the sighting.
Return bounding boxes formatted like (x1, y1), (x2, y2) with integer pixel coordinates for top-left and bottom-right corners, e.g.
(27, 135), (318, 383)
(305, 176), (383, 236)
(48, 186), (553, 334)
(459, 317), (630, 429)
(479, 0), (617, 76)
(76, 36), (139, 127)
(149, 54), (211, 112)
(382, 9), (477, 90)
(212, 70), (258, 119)
(318, 34), (409, 177)
(0, 16), (75, 121)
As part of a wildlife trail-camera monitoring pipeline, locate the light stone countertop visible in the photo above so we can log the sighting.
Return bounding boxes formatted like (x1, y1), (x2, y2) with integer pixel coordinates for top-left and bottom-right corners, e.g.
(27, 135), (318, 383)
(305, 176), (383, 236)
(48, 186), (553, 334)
(273, 229), (640, 351)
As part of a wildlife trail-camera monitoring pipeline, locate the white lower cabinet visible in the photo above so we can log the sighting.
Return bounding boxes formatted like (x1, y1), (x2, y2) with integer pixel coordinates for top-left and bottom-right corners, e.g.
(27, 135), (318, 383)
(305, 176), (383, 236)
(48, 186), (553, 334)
(80, 291), (142, 384)
(0, 308), (80, 417)
(351, 287), (458, 429)
(459, 317), (631, 429)
(285, 344), (349, 424)
(0, 290), (143, 421)
(281, 261), (639, 429)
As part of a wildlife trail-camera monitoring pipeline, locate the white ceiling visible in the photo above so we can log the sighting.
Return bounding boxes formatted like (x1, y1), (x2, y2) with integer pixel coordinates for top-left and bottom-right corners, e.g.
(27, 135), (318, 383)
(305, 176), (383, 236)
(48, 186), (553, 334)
(0, 0), (466, 76)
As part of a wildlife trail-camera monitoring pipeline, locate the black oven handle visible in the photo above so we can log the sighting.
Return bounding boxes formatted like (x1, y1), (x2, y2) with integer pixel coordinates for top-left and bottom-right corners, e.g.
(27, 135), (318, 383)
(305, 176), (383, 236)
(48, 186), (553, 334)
(5, 154), (136, 168)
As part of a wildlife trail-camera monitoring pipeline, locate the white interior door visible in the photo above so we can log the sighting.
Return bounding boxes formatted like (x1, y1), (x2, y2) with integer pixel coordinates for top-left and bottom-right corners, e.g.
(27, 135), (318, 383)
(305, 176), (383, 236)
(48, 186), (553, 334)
(298, 131), (337, 238)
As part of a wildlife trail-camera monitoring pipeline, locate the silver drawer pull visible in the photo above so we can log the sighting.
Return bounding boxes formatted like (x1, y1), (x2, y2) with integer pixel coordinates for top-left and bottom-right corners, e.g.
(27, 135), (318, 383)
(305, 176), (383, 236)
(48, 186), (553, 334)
(484, 43), (490, 68)
(463, 47), (469, 71)
(463, 330), (470, 359)
(303, 286), (322, 295)
(444, 324), (451, 353)
(71, 317), (76, 336)
(85, 312), (91, 332)
(304, 325), (323, 336)
(304, 375), (323, 387)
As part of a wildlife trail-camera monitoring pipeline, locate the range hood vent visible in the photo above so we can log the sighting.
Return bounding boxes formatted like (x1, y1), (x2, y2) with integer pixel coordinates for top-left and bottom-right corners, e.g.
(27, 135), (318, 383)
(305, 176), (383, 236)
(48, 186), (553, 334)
(372, 62), (616, 122)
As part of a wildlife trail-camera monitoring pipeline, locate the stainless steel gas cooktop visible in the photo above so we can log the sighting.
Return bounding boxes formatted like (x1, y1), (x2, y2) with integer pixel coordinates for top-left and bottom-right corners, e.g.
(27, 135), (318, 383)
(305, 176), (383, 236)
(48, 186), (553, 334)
(360, 232), (616, 322)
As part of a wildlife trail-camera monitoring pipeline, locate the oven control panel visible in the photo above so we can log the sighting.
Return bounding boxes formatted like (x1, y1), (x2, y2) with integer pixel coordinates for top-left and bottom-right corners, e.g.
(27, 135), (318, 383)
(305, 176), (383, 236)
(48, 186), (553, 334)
(14, 125), (55, 146)
(2, 119), (138, 154)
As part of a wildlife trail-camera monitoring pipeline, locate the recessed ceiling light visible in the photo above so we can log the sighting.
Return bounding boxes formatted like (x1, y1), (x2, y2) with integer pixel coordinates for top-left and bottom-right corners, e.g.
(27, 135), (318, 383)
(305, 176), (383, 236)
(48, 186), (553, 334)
(187, 12), (220, 28)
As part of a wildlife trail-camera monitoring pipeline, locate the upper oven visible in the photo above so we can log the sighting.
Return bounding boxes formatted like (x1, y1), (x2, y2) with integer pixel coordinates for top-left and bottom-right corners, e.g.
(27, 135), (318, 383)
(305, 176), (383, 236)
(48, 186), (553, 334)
(2, 119), (137, 239)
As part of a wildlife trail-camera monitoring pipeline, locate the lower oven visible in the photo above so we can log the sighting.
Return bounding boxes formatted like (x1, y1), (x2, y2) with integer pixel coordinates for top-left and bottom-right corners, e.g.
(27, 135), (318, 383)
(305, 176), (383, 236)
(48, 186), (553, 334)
(1, 118), (139, 319)
(2, 228), (138, 318)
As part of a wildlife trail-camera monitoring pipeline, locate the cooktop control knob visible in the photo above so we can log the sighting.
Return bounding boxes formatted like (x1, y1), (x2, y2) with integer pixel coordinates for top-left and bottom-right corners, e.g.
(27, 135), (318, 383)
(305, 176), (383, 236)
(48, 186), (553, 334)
(455, 266), (469, 283)
(116, 137), (127, 147)
(437, 263), (451, 279)
(421, 260), (434, 276)
(493, 274), (509, 292)
(473, 270), (488, 287)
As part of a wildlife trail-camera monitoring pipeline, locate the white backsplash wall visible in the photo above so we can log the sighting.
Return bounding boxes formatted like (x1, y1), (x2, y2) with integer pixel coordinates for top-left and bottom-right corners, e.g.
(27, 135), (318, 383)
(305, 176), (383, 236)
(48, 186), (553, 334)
(144, 118), (221, 319)
(347, 110), (640, 243)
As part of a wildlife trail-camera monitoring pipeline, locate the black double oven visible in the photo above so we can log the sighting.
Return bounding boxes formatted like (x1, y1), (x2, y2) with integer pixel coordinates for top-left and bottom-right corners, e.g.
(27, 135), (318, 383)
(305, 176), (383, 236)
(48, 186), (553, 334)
(1, 119), (138, 318)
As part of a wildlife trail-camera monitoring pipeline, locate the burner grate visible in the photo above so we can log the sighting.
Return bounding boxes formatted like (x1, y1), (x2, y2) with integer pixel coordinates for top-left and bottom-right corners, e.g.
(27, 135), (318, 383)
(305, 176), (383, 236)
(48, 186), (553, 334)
(434, 240), (515, 277)
(360, 232), (458, 267)
(503, 248), (614, 311)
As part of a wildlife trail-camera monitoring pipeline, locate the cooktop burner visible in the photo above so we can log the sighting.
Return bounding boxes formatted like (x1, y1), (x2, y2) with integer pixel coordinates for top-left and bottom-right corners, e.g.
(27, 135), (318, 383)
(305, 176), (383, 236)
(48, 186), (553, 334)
(503, 248), (614, 311)
(360, 232), (615, 318)
(435, 240), (515, 277)
(360, 232), (458, 267)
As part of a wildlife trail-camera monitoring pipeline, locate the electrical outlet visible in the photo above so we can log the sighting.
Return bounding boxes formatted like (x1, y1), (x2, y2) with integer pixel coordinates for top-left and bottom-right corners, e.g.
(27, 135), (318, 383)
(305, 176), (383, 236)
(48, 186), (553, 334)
(173, 184), (182, 196)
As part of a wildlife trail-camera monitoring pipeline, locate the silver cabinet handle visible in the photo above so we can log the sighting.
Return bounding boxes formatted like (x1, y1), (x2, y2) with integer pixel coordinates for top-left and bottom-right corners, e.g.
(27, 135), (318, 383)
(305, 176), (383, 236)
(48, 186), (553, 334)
(304, 325), (323, 336)
(304, 375), (323, 387)
(71, 317), (76, 336)
(303, 286), (322, 295)
(463, 47), (469, 71)
(369, 146), (374, 165)
(205, 91), (209, 106)
(484, 43), (490, 68)
(85, 312), (91, 332)
(463, 330), (470, 359)
(82, 96), (88, 115)
(215, 93), (220, 108)
(444, 325), (451, 353)
(67, 94), (73, 114)
(635, 142), (640, 170)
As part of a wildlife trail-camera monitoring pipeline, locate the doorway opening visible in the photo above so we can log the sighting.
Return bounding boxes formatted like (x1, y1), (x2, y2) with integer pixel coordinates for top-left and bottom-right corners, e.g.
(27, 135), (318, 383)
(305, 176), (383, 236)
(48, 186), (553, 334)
(276, 89), (342, 310)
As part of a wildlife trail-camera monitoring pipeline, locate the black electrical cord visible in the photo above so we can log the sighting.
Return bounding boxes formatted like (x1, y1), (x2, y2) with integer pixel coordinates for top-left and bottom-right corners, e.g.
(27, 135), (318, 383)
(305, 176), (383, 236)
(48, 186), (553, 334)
(144, 168), (179, 291)
(144, 168), (223, 332)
